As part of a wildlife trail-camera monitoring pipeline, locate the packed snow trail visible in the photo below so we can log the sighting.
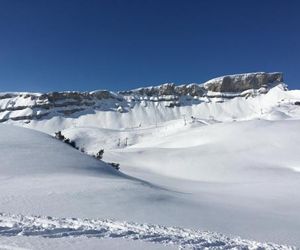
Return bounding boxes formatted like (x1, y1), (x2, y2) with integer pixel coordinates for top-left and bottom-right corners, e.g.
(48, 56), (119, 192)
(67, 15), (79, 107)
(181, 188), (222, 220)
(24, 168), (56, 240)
(0, 213), (295, 250)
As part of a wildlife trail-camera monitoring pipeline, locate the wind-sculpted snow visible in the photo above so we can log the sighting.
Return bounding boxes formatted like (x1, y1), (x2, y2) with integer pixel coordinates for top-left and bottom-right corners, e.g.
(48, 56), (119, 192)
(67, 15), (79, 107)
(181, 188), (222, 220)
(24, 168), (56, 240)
(0, 213), (294, 250)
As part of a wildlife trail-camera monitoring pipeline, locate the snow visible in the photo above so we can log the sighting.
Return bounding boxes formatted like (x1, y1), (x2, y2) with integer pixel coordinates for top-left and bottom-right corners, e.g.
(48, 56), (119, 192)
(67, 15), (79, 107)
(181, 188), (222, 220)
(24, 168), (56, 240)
(62, 118), (300, 181)
(0, 121), (299, 248)
(0, 213), (294, 250)
(0, 124), (118, 177)
(1, 82), (299, 132)
(1, 83), (300, 249)
(3, 84), (294, 136)
(109, 119), (300, 182)
(0, 237), (175, 250)
(60, 119), (300, 246)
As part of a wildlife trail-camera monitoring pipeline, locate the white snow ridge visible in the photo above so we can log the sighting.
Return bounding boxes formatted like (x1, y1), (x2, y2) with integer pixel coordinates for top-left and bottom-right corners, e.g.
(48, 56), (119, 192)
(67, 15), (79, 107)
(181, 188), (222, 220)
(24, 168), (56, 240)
(0, 213), (295, 250)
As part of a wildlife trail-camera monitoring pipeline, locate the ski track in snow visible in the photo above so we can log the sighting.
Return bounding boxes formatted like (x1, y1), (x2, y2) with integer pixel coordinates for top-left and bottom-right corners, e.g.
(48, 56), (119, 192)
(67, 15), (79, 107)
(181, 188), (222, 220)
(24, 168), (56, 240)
(0, 213), (295, 250)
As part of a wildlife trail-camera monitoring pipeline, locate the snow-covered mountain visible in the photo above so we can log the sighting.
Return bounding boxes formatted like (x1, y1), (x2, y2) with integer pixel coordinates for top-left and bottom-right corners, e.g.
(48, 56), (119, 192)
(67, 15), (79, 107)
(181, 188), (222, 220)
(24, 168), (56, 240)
(1, 72), (300, 249)
(0, 72), (291, 132)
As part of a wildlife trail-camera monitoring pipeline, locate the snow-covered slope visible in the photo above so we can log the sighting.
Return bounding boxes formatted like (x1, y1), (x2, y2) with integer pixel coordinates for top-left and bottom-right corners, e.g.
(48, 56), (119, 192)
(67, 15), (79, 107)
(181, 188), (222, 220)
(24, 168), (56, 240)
(66, 119), (300, 182)
(59, 119), (300, 246)
(4, 83), (300, 135)
(0, 124), (120, 177)
(1, 124), (297, 249)
(1, 72), (300, 249)
(0, 72), (294, 134)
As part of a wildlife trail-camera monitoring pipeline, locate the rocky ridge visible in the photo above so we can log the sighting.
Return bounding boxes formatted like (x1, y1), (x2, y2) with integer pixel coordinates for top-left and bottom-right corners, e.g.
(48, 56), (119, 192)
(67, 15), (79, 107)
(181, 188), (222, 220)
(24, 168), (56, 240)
(0, 72), (285, 122)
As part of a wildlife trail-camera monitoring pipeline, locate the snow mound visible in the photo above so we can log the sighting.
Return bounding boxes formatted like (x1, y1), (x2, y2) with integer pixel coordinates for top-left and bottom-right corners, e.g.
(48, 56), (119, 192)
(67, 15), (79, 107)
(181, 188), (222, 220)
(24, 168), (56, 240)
(0, 124), (119, 177)
(0, 213), (295, 250)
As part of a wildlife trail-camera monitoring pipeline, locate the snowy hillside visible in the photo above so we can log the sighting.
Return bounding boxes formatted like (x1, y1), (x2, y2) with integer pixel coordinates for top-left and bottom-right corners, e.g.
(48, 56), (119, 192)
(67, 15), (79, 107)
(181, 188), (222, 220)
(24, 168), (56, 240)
(0, 124), (120, 177)
(0, 72), (295, 133)
(61, 119), (300, 246)
(0, 123), (298, 249)
(69, 119), (300, 182)
(1, 72), (300, 249)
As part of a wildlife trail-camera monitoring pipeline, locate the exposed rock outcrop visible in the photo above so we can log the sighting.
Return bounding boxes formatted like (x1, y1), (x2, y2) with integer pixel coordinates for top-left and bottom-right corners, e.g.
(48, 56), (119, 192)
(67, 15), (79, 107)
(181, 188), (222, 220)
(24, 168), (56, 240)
(119, 83), (206, 97)
(203, 72), (283, 93)
(120, 72), (283, 97)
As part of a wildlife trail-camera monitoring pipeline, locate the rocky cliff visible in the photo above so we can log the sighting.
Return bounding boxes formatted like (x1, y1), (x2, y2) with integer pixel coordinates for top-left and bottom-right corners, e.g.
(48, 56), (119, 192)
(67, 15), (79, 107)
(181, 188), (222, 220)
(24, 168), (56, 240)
(0, 72), (285, 123)
(203, 72), (283, 92)
(120, 72), (283, 96)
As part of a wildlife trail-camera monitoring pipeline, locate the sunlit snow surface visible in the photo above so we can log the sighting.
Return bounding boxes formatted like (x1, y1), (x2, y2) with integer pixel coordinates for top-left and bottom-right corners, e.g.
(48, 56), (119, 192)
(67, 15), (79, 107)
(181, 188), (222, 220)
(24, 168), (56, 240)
(1, 85), (300, 249)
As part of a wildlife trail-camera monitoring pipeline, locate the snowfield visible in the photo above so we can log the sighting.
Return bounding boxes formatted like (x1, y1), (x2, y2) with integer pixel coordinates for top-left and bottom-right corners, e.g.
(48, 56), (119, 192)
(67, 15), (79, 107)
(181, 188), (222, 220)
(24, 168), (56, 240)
(1, 79), (300, 249)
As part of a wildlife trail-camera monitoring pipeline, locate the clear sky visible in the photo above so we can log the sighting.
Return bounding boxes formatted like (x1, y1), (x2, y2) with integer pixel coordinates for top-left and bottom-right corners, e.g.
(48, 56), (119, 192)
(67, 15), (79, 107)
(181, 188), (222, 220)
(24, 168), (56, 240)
(0, 0), (299, 92)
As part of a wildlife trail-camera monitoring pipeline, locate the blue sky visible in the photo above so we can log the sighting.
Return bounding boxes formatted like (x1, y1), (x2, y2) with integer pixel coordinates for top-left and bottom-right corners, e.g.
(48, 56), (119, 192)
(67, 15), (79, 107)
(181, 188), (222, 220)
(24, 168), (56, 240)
(0, 0), (299, 92)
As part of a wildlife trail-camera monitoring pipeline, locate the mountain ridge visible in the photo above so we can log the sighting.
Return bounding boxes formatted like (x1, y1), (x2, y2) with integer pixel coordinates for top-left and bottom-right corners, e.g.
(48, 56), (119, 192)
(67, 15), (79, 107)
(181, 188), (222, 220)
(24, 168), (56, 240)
(0, 72), (286, 124)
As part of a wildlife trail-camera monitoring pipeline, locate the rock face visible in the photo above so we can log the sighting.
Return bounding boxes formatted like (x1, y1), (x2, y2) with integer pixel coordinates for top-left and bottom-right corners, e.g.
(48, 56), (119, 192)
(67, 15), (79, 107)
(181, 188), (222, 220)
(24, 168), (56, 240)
(0, 90), (123, 122)
(203, 72), (283, 93)
(119, 83), (206, 97)
(121, 72), (283, 96)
